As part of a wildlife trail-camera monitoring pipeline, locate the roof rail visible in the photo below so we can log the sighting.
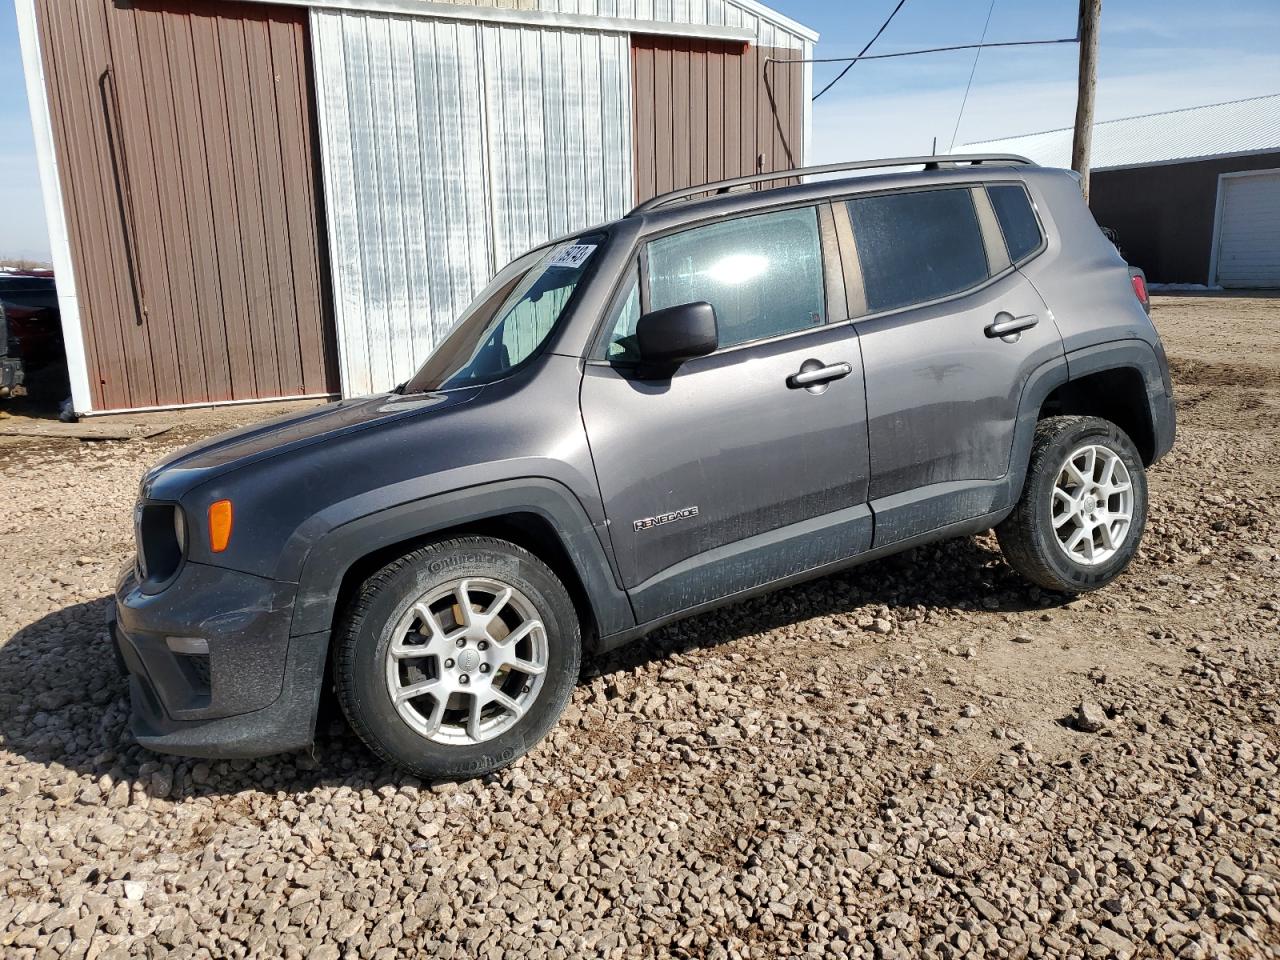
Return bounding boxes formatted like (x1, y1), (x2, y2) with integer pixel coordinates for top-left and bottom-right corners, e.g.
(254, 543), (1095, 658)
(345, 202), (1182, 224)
(627, 153), (1035, 216)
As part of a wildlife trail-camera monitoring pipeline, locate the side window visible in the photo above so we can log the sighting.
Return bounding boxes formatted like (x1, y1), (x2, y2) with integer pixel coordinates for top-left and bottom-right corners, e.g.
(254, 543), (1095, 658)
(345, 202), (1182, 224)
(987, 184), (1044, 263)
(646, 206), (826, 349)
(847, 188), (990, 314)
(604, 269), (641, 362)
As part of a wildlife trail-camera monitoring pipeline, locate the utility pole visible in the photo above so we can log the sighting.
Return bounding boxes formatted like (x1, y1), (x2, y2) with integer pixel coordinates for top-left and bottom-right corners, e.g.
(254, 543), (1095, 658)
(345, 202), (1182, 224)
(1071, 0), (1102, 202)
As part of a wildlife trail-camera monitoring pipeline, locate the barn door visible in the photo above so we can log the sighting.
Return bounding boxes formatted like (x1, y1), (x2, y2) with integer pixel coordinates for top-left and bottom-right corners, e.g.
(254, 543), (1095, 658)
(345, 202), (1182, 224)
(35, 0), (338, 411)
(630, 35), (805, 204)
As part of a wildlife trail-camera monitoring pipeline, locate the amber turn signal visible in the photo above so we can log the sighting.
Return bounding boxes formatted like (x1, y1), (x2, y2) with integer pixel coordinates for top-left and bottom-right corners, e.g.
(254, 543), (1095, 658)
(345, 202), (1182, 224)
(208, 499), (233, 553)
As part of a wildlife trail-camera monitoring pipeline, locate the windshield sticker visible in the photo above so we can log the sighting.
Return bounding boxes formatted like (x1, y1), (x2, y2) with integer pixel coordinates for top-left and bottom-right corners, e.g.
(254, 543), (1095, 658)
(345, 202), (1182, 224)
(548, 244), (597, 269)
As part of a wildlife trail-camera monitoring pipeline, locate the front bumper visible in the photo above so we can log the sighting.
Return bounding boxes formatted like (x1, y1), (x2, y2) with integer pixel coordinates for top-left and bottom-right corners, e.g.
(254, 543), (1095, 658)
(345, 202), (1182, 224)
(111, 561), (328, 759)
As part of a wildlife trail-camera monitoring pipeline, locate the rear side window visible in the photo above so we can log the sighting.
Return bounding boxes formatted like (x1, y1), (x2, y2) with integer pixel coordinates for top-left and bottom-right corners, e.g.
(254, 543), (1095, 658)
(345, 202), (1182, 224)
(646, 206), (826, 349)
(987, 184), (1044, 263)
(847, 188), (990, 314)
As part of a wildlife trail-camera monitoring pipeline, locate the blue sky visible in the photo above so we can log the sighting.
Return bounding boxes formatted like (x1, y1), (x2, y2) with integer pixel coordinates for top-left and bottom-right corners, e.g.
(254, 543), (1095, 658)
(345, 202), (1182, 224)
(2, 0), (1279, 259)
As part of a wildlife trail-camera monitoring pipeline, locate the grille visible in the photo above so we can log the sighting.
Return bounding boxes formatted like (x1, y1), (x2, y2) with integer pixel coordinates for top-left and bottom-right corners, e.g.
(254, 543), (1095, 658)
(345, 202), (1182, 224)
(176, 652), (212, 691)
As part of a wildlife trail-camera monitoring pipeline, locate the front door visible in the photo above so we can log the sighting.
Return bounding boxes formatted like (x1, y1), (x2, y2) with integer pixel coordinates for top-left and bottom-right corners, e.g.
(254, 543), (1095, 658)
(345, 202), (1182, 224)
(833, 181), (1063, 545)
(581, 204), (871, 623)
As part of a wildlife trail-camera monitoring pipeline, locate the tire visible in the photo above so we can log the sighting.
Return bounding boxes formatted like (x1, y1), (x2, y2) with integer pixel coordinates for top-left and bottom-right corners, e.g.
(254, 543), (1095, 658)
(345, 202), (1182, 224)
(996, 416), (1148, 594)
(334, 536), (581, 779)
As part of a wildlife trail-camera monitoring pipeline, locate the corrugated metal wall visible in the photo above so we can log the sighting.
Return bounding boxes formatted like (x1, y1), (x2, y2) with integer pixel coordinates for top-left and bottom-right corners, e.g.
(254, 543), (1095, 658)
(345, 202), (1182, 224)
(312, 10), (634, 397)
(481, 24), (633, 267)
(35, 0), (338, 411)
(631, 37), (803, 203)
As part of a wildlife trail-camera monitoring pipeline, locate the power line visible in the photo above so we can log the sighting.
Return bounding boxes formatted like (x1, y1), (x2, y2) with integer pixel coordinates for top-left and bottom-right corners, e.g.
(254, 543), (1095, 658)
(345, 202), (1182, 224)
(771, 36), (1079, 70)
(949, 0), (998, 152)
(811, 0), (909, 103)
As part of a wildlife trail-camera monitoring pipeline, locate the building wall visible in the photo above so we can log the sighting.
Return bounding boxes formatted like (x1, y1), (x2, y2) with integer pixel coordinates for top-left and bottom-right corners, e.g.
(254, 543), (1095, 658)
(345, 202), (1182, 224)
(33, 0), (338, 412)
(1090, 152), (1280, 285)
(311, 10), (634, 397)
(314, 9), (809, 398)
(631, 36), (803, 203)
(26, 0), (814, 410)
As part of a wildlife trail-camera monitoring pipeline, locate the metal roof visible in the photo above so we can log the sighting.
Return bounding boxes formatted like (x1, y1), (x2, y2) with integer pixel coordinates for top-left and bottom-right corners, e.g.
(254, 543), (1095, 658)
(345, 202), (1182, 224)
(242, 0), (818, 47)
(958, 94), (1280, 170)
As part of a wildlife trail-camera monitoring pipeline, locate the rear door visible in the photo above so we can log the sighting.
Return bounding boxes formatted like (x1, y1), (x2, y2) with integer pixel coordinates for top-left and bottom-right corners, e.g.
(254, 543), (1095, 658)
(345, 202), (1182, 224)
(581, 203), (872, 623)
(834, 181), (1064, 546)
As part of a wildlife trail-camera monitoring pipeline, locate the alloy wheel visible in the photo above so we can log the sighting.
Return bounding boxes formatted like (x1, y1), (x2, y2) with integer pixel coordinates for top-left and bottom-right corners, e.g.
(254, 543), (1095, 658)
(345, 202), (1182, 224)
(1050, 443), (1135, 566)
(384, 577), (548, 745)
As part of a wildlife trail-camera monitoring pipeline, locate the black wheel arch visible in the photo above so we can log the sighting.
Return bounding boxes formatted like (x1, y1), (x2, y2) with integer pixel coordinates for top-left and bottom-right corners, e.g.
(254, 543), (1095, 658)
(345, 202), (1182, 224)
(289, 478), (636, 647)
(1054, 339), (1176, 465)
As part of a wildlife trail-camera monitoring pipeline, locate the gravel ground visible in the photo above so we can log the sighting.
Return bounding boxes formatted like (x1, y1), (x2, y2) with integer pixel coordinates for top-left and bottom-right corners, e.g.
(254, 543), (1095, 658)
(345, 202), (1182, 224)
(1, 294), (1278, 959)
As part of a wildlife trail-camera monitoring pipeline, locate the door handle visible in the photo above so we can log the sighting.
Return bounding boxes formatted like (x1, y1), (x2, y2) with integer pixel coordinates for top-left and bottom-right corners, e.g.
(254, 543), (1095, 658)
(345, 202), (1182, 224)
(787, 360), (852, 391)
(985, 312), (1039, 339)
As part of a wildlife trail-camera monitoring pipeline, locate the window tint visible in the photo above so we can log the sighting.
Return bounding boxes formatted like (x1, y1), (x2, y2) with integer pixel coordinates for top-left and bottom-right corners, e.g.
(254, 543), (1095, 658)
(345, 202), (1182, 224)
(987, 184), (1044, 263)
(847, 189), (989, 314)
(646, 207), (825, 349)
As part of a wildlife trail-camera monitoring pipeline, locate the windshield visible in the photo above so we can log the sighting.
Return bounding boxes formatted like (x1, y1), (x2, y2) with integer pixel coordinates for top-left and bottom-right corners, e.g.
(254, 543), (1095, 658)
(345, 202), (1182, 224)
(403, 233), (607, 393)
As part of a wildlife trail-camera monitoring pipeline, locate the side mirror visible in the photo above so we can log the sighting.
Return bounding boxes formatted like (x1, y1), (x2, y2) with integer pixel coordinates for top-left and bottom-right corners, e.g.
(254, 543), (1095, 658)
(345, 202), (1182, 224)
(635, 301), (718, 374)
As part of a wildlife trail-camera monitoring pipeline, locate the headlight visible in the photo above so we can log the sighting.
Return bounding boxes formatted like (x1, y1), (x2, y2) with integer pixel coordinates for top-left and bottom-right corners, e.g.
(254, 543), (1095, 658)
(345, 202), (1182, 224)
(136, 503), (185, 587)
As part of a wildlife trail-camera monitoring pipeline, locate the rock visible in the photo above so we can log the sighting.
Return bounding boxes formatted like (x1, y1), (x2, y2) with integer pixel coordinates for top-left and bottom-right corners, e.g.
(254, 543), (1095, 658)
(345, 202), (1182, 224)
(1094, 926), (1135, 958)
(1213, 858), (1246, 888)
(0, 337), (1276, 960)
(1074, 700), (1108, 733)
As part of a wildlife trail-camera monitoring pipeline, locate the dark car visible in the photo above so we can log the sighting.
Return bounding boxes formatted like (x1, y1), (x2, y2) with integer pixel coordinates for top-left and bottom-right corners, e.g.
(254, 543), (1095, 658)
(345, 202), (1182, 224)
(112, 154), (1175, 779)
(0, 269), (64, 400)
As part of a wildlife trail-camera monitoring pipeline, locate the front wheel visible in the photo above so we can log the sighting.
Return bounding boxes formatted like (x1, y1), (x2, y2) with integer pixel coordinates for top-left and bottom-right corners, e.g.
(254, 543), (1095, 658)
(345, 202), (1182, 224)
(997, 416), (1148, 593)
(334, 537), (581, 779)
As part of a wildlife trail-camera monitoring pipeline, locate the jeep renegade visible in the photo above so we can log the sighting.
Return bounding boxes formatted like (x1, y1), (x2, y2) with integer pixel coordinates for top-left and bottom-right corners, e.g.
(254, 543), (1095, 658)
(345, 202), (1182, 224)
(112, 155), (1176, 778)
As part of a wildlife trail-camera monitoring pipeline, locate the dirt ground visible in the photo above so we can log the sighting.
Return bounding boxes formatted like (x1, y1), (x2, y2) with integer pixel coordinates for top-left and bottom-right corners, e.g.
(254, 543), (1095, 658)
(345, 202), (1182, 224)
(0, 294), (1277, 959)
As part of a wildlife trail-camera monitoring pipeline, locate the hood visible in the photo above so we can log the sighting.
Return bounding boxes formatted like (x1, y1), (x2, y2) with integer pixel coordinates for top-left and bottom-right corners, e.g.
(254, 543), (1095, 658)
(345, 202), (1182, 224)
(144, 388), (482, 499)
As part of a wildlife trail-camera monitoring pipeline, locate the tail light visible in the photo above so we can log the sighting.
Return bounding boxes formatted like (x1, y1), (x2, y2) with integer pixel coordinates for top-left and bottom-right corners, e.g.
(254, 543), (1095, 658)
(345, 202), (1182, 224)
(1130, 271), (1150, 314)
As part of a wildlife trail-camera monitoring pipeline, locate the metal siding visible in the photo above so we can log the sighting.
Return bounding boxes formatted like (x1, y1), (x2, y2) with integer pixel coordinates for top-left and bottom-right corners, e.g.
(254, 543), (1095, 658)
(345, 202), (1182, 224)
(630, 36), (802, 204)
(314, 10), (633, 395)
(34, 0), (337, 410)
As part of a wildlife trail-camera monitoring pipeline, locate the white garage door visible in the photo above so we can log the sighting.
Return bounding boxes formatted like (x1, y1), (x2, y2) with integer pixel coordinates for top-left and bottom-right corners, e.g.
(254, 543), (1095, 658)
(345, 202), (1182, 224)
(1214, 169), (1280, 288)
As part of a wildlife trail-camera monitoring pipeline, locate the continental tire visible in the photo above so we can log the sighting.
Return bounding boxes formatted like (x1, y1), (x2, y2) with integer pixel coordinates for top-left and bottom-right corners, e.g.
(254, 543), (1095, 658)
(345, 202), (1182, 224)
(997, 416), (1148, 593)
(334, 537), (581, 780)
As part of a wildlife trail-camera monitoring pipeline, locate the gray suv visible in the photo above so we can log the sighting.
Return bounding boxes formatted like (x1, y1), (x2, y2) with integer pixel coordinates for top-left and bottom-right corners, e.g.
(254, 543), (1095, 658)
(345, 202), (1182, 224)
(112, 155), (1175, 778)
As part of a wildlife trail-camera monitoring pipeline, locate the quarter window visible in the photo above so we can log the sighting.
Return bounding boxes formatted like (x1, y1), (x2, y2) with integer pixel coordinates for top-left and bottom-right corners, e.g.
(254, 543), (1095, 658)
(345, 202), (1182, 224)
(645, 206), (826, 350)
(604, 270), (642, 362)
(847, 188), (990, 314)
(987, 184), (1044, 263)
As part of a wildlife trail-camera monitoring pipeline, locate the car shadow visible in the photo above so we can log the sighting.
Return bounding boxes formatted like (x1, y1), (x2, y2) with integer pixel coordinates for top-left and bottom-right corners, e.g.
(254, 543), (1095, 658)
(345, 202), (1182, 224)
(0, 534), (1063, 795)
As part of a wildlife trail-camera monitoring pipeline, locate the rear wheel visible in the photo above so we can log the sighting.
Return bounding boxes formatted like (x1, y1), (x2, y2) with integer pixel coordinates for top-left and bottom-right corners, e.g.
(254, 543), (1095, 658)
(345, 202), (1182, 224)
(335, 537), (581, 779)
(997, 416), (1148, 593)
